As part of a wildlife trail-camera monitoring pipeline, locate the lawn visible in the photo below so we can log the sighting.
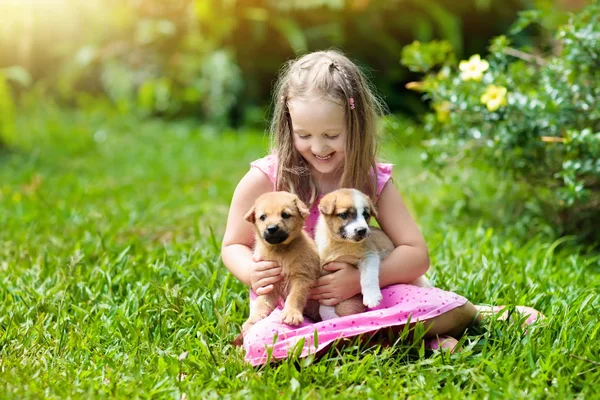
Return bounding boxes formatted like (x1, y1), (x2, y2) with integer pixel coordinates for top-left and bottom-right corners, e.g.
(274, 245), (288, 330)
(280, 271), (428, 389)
(1, 106), (598, 398)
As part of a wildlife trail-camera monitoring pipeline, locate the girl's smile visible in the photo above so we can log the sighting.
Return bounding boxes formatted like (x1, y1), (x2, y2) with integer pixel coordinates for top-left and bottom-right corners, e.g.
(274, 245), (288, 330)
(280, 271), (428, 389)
(314, 153), (333, 161)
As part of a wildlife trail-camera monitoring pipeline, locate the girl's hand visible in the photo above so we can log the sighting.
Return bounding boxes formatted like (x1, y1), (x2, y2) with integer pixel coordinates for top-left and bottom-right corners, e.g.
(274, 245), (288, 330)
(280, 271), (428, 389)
(250, 254), (283, 295)
(309, 262), (361, 306)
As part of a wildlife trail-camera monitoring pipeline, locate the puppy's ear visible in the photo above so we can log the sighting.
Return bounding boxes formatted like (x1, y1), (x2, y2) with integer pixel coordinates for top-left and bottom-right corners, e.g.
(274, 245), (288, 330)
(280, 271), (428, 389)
(368, 197), (379, 219)
(244, 206), (256, 223)
(318, 193), (336, 215)
(294, 198), (310, 219)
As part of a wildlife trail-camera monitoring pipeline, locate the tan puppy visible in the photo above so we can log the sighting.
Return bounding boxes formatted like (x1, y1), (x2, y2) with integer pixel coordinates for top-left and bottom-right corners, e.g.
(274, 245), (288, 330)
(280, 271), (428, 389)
(242, 192), (321, 332)
(315, 188), (431, 320)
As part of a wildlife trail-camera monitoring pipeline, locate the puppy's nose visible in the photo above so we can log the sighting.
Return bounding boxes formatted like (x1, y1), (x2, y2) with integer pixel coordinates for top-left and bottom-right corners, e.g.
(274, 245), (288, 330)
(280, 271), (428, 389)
(266, 225), (279, 234)
(355, 227), (367, 237)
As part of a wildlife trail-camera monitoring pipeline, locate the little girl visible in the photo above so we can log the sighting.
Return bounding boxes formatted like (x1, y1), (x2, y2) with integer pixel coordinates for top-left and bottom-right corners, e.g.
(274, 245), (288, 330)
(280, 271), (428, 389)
(221, 50), (542, 366)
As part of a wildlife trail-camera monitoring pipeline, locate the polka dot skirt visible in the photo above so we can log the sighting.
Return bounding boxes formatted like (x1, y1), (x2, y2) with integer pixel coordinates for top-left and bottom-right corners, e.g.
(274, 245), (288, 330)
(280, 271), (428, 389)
(242, 285), (467, 366)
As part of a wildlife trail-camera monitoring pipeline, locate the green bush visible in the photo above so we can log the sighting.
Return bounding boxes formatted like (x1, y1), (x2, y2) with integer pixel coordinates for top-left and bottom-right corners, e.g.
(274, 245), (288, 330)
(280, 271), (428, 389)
(401, 1), (600, 243)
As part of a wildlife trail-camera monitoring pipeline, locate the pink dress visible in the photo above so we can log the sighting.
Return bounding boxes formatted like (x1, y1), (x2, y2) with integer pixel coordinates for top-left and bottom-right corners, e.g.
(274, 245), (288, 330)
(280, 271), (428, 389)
(242, 154), (467, 366)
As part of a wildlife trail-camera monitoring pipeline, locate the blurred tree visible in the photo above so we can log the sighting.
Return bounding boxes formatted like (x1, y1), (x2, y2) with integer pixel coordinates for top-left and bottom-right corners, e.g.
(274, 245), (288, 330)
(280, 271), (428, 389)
(0, 0), (539, 125)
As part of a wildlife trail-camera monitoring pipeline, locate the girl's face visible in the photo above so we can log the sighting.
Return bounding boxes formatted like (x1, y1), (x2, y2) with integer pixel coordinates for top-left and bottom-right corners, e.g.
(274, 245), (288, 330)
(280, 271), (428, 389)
(288, 96), (347, 179)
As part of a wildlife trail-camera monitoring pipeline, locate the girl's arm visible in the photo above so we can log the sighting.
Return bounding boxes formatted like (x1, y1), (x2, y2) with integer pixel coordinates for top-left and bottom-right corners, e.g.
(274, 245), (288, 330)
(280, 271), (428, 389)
(376, 180), (430, 286)
(221, 168), (278, 287)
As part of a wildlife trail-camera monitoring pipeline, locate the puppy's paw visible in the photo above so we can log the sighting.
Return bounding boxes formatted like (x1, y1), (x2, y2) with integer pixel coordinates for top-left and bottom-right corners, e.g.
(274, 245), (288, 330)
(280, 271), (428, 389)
(241, 319), (256, 333)
(281, 307), (304, 326)
(363, 290), (383, 308)
(241, 314), (265, 332)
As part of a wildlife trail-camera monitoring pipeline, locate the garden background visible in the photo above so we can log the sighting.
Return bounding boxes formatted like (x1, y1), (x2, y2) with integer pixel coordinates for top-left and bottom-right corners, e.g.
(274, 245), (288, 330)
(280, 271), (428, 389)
(0, 0), (598, 398)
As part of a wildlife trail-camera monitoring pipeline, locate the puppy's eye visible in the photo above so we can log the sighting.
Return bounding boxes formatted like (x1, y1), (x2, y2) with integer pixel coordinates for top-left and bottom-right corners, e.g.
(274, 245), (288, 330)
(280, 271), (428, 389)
(259, 214), (267, 221)
(363, 211), (370, 220)
(281, 212), (291, 219)
(337, 212), (349, 220)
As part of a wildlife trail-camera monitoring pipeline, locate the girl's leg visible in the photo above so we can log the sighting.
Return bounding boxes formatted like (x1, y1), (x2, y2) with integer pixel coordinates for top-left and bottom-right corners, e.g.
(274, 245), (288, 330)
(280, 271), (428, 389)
(475, 305), (544, 326)
(419, 302), (476, 354)
(425, 336), (459, 353)
(366, 302), (476, 353)
(420, 304), (545, 354)
(421, 301), (478, 338)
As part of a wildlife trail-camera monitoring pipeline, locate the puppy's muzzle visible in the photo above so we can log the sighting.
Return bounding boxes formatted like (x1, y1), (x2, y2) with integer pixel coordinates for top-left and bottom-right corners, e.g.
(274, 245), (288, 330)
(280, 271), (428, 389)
(355, 227), (368, 238)
(342, 226), (370, 242)
(263, 225), (289, 244)
(352, 227), (369, 242)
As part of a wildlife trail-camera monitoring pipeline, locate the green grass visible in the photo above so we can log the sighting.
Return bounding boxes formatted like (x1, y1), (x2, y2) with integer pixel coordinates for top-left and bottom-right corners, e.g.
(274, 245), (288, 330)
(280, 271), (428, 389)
(1, 106), (599, 398)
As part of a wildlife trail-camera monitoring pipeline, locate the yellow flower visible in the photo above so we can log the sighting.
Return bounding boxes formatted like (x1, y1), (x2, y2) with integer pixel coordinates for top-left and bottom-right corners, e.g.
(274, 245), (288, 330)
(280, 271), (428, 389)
(480, 84), (508, 112)
(459, 54), (489, 81)
(433, 101), (451, 123)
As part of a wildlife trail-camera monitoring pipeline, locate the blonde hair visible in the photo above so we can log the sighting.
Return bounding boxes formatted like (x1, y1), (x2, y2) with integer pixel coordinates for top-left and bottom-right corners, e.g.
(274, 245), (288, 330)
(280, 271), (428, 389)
(269, 49), (387, 206)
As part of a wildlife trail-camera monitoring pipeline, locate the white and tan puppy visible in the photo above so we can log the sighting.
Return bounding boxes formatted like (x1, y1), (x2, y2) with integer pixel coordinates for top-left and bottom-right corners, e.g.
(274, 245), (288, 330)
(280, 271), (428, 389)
(242, 192), (321, 332)
(316, 188), (431, 320)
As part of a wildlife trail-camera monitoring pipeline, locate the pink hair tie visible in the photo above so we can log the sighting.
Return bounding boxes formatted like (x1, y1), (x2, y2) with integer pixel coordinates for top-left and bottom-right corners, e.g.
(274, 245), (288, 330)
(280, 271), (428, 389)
(349, 97), (355, 110)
